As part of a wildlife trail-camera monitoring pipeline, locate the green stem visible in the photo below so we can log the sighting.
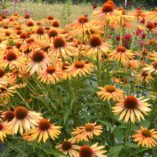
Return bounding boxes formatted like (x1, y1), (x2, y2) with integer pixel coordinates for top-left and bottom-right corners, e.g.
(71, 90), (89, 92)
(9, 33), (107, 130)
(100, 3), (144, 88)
(16, 91), (30, 109)
(119, 17), (123, 46)
(96, 51), (102, 85)
(124, 121), (132, 144)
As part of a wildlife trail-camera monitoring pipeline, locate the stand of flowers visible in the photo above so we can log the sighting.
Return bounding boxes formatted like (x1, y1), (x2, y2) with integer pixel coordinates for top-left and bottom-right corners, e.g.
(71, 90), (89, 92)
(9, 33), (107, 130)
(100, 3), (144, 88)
(0, 0), (157, 157)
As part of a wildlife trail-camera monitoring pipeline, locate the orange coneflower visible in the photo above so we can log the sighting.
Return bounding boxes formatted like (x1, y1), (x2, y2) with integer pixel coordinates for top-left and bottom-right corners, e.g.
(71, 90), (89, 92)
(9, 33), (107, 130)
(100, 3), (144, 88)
(67, 15), (89, 30)
(143, 61), (157, 74)
(85, 35), (110, 59)
(109, 46), (133, 66)
(51, 20), (63, 32)
(0, 122), (11, 142)
(66, 61), (94, 78)
(0, 68), (9, 85)
(71, 122), (103, 143)
(50, 36), (77, 60)
(136, 71), (153, 84)
(93, 0), (115, 18)
(102, 3), (114, 13)
(20, 38), (37, 57)
(26, 20), (34, 27)
(24, 118), (61, 143)
(19, 32), (28, 40)
(0, 83), (26, 103)
(133, 127), (157, 148)
(38, 65), (63, 84)
(47, 16), (54, 21)
(97, 85), (124, 102)
(79, 143), (107, 157)
(48, 29), (58, 39)
(67, 15), (102, 40)
(27, 49), (50, 74)
(133, 8), (145, 18)
(11, 66), (30, 79)
(146, 22), (155, 30)
(1, 49), (25, 69)
(9, 106), (42, 135)
(129, 59), (142, 69)
(3, 110), (15, 122)
(60, 62), (71, 80)
(36, 27), (45, 36)
(23, 132), (34, 142)
(112, 96), (151, 123)
(56, 139), (80, 157)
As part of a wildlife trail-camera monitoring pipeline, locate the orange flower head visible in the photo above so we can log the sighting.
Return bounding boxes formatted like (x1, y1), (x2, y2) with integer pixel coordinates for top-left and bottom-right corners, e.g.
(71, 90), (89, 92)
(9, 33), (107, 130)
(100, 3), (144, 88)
(36, 27), (45, 35)
(78, 16), (88, 24)
(17, 30), (22, 35)
(106, 0), (115, 8)
(142, 129), (151, 137)
(146, 22), (155, 30)
(90, 36), (102, 47)
(47, 15), (54, 20)
(48, 29), (58, 38)
(38, 119), (51, 131)
(124, 96), (138, 109)
(5, 50), (17, 61)
(79, 145), (93, 157)
(105, 85), (116, 93)
(3, 25), (8, 29)
(141, 71), (148, 77)
(74, 61), (85, 69)
(5, 31), (11, 37)
(32, 50), (45, 63)
(116, 46), (126, 53)
(20, 33), (28, 39)
(1, 14), (6, 19)
(133, 127), (157, 148)
(3, 111), (15, 122)
(45, 26), (50, 30)
(52, 20), (60, 27)
(85, 124), (94, 132)
(15, 42), (22, 49)
(15, 106), (28, 120)
(26, 38), (35, 44)
(46, 66), (56, 74)
(0, 123), (3, 130)
(9, 18), (14, 22)
(152, 61), (157, 69)
(6, 46), (13, 50)
(62, 63), (70, 70)
(26, 21), (34, 27)
(24, 14), (30, 19)
(61, 141), (72, 151)
(118, 7), (124, 11)
(15, 25), (21, 30)
(0, 69), (5, 78)
(54, 36), (66, 48)
(102, 3), (114, 13)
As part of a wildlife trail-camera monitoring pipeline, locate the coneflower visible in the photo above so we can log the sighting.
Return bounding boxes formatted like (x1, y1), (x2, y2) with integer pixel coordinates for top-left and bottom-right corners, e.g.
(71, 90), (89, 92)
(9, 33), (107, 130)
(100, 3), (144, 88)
(9, 106), (42, 134)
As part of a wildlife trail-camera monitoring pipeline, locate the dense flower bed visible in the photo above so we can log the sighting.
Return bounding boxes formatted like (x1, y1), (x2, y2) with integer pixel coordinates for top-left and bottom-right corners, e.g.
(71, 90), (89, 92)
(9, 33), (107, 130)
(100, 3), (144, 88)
(0, 0), (157, 156)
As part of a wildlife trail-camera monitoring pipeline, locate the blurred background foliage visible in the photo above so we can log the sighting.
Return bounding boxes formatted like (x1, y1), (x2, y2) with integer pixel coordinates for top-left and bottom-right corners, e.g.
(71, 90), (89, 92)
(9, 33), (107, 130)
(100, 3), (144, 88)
(29, 0), (157, 7)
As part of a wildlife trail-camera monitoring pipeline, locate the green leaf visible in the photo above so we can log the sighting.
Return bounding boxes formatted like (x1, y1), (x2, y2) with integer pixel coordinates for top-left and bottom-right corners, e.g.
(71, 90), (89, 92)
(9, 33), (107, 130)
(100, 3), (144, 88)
(152, 148), (157, 157)
(99, 120), (114, 132)
(141, 120), (150, 128)
(107, 145), (123, 157)
(125, 142), (138, 148)
(63, 108), (71, 124)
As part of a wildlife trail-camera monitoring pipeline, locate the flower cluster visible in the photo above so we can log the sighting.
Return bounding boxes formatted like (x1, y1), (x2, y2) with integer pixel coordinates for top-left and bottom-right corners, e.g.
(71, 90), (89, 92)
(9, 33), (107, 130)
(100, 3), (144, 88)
(0, 0), (157, 156)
